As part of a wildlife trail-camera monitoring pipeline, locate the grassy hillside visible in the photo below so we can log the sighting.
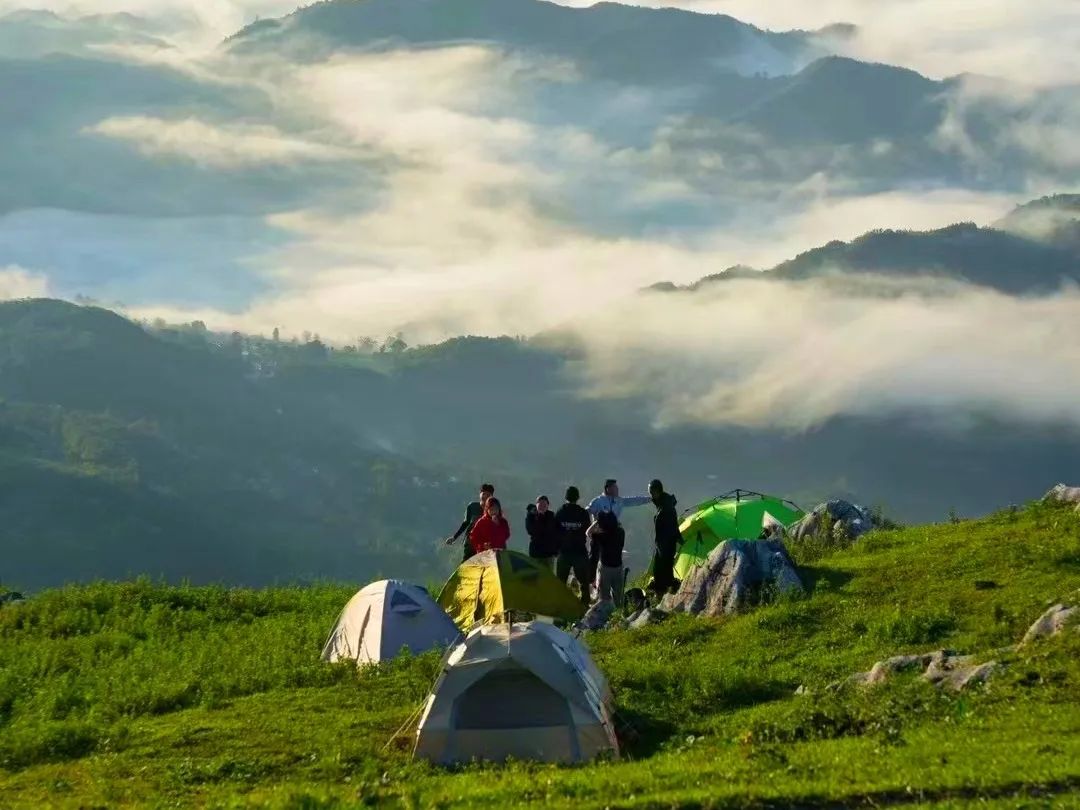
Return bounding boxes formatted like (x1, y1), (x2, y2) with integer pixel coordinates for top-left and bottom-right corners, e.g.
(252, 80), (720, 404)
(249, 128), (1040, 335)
(0, 299), (492, 589)
(6, 298), (1079, 594)
(1, 500), (1078, 808)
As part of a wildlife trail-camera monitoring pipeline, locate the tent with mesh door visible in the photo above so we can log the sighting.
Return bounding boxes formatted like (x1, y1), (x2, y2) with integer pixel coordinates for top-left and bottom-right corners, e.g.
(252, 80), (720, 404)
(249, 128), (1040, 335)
(437, 549), (586, 630)
(321, 580), (461, 665)
(414, 621), (618, 765)
(674, 490), (804, 580)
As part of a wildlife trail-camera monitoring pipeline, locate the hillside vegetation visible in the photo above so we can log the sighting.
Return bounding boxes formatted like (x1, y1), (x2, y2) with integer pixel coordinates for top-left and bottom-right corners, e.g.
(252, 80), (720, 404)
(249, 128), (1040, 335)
(1, 500), (1078, 808)
(4, 297), (1080, 592)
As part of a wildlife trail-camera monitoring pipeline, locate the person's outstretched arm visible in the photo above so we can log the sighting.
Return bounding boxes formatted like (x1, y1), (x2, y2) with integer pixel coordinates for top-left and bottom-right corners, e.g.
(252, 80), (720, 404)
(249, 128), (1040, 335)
(621, 495), (652, 508)
(445, 505), (474, 544)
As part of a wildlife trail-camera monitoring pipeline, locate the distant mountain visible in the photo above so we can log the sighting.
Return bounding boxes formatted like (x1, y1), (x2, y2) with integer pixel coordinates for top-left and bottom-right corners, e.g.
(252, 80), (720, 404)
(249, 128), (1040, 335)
(0, 299), (479, 589)
(731, 56), (946, 143)
(672, 196), (1080, 294)
(996, 194), (1080, 251)
(228, 0), (822, 81)
(3, 298), (1078, 590)
(223, 0), (1080, 196)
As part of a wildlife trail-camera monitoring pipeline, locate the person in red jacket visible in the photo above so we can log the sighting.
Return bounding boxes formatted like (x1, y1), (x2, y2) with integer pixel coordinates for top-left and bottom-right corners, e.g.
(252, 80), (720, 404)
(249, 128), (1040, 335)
(469, 497), (510, 553)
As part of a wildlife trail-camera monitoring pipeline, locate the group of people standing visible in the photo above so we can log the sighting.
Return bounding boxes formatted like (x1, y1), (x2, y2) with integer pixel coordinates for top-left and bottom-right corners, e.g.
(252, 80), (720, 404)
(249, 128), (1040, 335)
(444, 478), (684, 606)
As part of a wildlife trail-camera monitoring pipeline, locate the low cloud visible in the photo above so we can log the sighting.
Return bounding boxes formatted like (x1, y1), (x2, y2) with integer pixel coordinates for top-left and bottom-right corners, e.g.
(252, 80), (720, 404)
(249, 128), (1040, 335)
(933, 76), (1080, 188)
(0, 266), (50, 299)
(85, 116), (357, 168)
(572, 277), (1080, 431)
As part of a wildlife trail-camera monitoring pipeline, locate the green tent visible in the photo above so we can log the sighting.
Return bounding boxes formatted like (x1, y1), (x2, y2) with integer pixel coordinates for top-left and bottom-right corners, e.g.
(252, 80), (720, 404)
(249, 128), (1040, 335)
(674, 490), (804, 580)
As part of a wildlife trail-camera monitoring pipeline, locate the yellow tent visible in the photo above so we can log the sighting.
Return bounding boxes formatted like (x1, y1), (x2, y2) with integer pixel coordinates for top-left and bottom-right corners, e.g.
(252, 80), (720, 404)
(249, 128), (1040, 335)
(437, 550), (586, 630)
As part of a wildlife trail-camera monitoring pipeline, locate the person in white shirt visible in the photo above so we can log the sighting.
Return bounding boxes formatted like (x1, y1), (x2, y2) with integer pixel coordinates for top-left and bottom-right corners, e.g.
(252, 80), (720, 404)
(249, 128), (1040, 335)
(585, 478), (650, 606)
(586, 479), (652, 521)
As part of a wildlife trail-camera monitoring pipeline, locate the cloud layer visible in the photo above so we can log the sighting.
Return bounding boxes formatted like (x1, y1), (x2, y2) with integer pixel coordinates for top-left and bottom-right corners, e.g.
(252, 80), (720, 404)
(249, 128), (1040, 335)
(2, 1), (1079, 436)
(573, 277), (1080, 431)
(0, 266), (50, 300)
(86, 116), (357, 167)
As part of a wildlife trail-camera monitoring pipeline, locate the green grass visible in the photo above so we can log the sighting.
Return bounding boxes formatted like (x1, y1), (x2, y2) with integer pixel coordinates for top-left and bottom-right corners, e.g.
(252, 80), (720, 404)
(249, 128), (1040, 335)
(1, 502), (1079, 808)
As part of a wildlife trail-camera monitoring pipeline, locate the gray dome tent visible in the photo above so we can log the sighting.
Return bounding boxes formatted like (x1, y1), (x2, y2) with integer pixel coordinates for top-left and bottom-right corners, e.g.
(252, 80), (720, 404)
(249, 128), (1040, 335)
(321, 580), (461, 665)
(414, 622), (618, 765)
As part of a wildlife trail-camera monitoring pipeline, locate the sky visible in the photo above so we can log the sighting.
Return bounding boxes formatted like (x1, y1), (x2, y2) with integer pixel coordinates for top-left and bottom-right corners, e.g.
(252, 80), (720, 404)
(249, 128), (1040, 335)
(1, 0), (1079, 431)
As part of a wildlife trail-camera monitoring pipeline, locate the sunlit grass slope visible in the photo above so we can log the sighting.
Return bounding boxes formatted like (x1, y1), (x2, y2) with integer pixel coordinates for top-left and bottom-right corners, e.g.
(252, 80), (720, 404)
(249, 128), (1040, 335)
(1, 501), (1078, 808)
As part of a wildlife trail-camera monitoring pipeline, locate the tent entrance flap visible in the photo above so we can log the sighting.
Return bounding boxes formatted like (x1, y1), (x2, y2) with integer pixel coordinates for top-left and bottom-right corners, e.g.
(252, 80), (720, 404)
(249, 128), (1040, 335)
(455, 668), (571, 730)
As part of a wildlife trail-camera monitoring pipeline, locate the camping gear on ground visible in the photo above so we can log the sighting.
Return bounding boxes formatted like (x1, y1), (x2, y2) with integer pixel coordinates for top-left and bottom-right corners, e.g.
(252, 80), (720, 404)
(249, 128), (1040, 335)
(321, 580), (461, 665)
(789, 500), (873, 544)
(624, 606), (667, 630)
(674, 490), (804, 580)
(661, 538), (803, 617)
(625, 587), (647, 614)
(578, 599), (617, 631)
(414, 621), (618, 765)
(437, 549), (587, 630)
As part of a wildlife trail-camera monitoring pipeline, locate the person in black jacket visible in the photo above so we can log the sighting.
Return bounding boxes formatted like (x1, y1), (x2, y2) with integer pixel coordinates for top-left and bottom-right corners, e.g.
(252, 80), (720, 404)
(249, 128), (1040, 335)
(554, 486), (592, 605)
(525, 495), (560, 571)
(648, 478), (683, 596)
(588, 506), (627, 606)
(444, 483), (494, 562)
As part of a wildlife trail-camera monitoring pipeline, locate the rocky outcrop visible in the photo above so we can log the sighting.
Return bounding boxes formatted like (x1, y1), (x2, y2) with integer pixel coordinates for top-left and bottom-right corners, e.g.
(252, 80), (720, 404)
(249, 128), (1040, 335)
(1021, 603), (1078, 645)
(1042, 484), (1080, 510)
(660, 538), (802, 617)
(825, 602), (1077, 694)
(789, 500), (874, 543)
(840, 649), (1000, 692)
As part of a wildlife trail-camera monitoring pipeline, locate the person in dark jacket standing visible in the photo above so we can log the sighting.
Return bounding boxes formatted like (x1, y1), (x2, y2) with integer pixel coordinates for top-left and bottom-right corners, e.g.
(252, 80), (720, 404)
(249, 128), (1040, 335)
(648, 478), (683, 596)
(525, 495), (560, 571)
(554, 486), (592, 605)
(445, 483), (494, 562)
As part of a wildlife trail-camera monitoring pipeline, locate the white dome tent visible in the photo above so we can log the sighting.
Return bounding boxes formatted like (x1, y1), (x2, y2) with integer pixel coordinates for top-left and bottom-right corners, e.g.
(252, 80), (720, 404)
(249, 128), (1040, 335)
(321, 580), (461, 665)
(414, 621), (619, 765)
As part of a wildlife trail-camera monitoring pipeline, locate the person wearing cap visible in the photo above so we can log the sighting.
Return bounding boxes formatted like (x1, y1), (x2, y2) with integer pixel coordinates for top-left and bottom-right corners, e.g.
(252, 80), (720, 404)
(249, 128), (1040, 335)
(585, 478), (650, 606)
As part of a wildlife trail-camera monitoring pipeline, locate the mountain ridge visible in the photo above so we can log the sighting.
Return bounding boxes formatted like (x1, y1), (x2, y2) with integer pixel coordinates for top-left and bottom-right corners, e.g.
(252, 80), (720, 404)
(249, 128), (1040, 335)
(225, 0), (822, 80)
(659, 193), (1080, 294)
